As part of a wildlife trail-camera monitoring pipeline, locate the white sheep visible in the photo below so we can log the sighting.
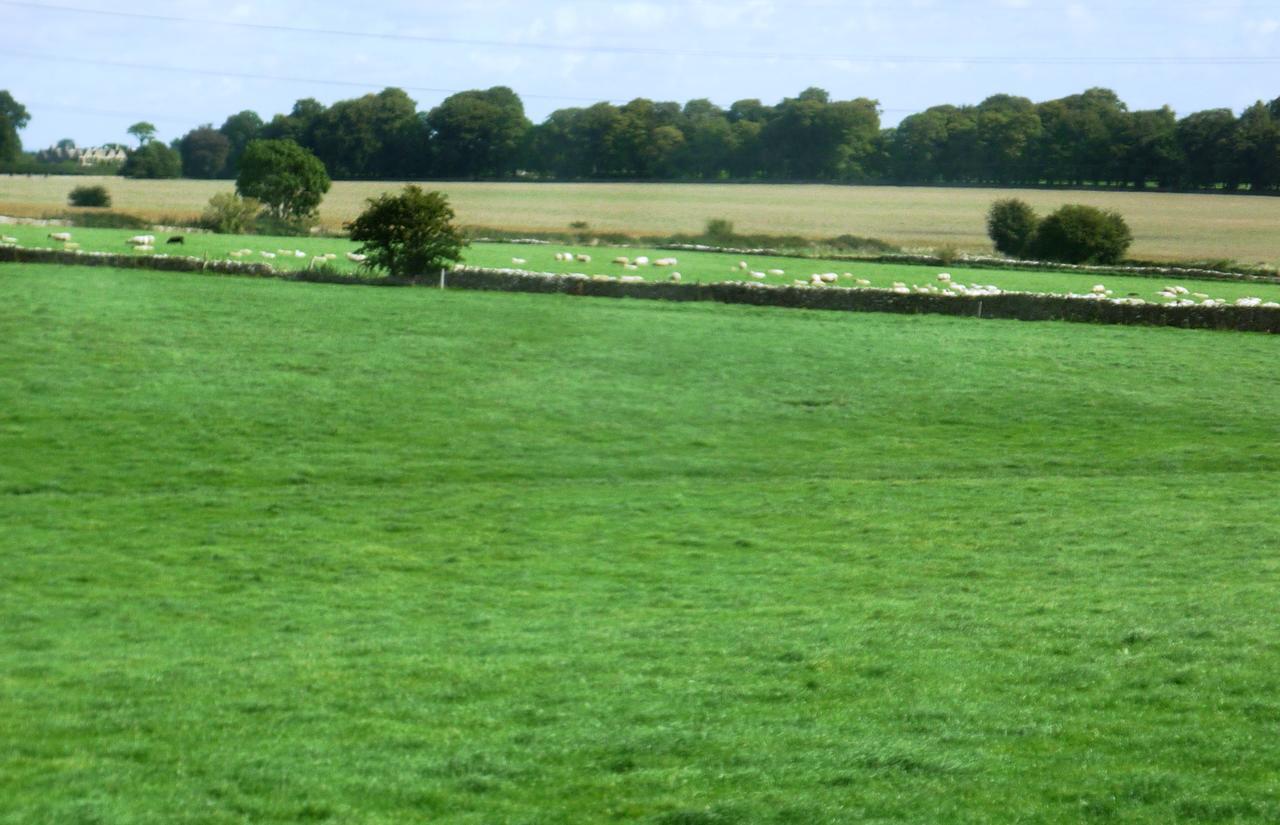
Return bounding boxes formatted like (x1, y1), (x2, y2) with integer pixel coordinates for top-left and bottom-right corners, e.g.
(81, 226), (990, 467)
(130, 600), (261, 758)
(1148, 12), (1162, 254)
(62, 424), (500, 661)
(133, 244), (154, 252)
(63, 242), (81, 250)
(620, 275), (644, 283)
(669, 272), (682, 282)
(937, 273), (951, 282)
(855, 278), (871, 286)
(612, 256), (629, 265)
(820, 272), (837, 283)
(1091, 284), (1107, 294)
(767, 268), (784, 276)
(634, 256), (650, 266)
(294, 250), (306, 258)
(750, 271), (767, 280)
(346, 252), (367, 263)
(1, 235), (18, 243)
(49, 232), (72, 242)
(654, 257), (677, 266)
(576, 253), (591, 263)
(260, 251), (276, 259)
(512, 257), (527, 265)
(737, 261), (747, 270)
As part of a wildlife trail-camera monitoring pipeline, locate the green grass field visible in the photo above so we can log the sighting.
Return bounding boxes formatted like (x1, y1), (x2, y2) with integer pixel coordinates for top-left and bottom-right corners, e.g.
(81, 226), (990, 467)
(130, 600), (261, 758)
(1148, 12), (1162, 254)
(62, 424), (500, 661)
(4, 263), (1280, 823)
(4, 175), (1279, 264)
(6, 223), (1280, 307)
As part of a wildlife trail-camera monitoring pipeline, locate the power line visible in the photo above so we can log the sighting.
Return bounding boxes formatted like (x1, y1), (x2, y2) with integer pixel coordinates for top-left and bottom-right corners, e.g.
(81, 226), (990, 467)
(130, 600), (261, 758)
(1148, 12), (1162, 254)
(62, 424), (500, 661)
(4, 51), (626, 103)
(4, 0), (1279, 65)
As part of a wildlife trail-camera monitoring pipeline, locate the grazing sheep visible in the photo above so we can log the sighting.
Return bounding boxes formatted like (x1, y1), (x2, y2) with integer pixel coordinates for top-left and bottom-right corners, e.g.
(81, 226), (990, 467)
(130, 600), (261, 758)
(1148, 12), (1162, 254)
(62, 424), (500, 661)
(820, 272), (837, 283)
(576, 253), (591, 263)
(612, 256), (629, 265)
(654, 257), (678, 266)
(346, 252), (367, 263)
(937, 273), (951, 282)
(1091, 284), (1107, 294)
(634, 256), (650, 266)
(49, 232), (72, 242)
(260, 251), (276, 259)
(167, 236), (185, 245)
(324, 253), (336, 260)
(669, 272), (682, 282)
(511, 257), (527, 265)
(620, 275), (644, 283)
(294, 250), (306, 258)
(623, 263), (639, 271)
(124, 234), (153, 245)
(750, 271), (767, 280)
(855, 278), (871, 286)
(1, 235), (18, 243)
(767, 268), (784, 276)
(737, 261), (747, 270)
(133, 244), (154, 252)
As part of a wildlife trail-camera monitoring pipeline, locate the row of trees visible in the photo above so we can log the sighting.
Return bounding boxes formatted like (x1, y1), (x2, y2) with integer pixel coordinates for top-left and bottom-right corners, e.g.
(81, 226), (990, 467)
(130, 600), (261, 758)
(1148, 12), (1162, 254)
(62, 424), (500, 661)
(5, 85), (1279, 191)
(170, 85), (1280, 191)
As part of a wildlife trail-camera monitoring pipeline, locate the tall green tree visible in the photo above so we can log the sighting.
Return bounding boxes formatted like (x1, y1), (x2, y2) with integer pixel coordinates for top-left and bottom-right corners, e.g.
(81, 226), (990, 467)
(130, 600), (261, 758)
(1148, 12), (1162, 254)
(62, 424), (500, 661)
(218, 110), (264, 177)
(179, 125), (231, 179)
(427, 87), (531, 178)
(310, 89), (420, 179)
(1177, 109), (1237, 189)
(1233, 101), (1280, 192)
(0, 90), (31, 162)
(976, 94), (1041, 184)
(235, 139), (331, 221)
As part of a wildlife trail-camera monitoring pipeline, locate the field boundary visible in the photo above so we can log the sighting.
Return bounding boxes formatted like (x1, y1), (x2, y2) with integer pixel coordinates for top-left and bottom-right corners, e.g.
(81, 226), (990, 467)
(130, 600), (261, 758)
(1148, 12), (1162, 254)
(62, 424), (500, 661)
(4, 246), (1279, 334)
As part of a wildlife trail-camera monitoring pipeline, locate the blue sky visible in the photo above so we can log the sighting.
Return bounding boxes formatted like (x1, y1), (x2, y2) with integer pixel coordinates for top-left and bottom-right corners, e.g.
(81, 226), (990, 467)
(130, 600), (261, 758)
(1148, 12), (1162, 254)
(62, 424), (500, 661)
(3, 0), (1278, 149)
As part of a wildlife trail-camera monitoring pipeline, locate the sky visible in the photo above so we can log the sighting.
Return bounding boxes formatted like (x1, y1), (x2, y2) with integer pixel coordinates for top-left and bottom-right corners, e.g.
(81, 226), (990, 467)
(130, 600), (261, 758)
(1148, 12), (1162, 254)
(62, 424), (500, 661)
(3, 0), (1278, 150)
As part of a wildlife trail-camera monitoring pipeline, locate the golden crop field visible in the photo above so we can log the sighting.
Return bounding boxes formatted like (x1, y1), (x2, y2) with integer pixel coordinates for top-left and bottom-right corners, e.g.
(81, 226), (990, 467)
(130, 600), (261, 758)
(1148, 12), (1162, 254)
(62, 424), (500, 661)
(2, 175), (1278, 263)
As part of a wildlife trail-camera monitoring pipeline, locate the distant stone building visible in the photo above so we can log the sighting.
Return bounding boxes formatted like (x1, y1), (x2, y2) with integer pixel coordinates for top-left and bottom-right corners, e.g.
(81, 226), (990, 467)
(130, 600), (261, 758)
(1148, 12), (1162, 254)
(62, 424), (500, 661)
(37, 145), (128, 166)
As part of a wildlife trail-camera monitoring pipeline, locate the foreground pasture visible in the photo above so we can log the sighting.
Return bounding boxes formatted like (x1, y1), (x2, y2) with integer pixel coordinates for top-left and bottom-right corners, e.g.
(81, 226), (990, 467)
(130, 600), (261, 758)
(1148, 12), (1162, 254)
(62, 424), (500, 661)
(3, 175), (1279, 262)
(3, 264), (1280, 823)
(6, 223), (1280, 307)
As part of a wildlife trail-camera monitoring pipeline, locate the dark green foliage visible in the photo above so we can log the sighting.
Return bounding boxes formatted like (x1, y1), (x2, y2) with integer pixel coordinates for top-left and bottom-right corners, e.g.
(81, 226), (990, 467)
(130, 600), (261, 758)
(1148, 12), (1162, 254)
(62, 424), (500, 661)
(179, 125), (231, 179)
(0, 89), (31, 162)
(235, 139), (330, 222)
(346, 186), (466, 277)
(704, 218), (735, 243)
(121, 141), (181, 179)
(986, 198), (1040, 257)
(217, 110), (264, 177)
(67, 184), (111, 208)
(1030, 204), (1133, 264)
(427, 86), (531, 178)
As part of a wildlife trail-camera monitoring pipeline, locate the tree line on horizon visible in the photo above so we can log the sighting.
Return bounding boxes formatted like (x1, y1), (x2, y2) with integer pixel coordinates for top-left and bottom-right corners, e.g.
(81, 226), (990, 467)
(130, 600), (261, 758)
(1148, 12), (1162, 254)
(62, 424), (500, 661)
(5, 85), (1280, 192)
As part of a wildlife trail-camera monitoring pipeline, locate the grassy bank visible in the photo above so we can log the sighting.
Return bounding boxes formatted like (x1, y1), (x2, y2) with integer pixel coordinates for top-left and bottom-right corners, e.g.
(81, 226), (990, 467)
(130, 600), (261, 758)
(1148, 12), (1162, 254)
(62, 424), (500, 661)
(3, 264), (1280, 822)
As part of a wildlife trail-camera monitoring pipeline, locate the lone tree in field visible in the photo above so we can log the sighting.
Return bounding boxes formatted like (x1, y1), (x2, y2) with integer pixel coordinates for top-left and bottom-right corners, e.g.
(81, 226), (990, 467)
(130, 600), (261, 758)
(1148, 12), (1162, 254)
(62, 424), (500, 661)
(235, 139), (331, 223)
(1030, 204), (1133, 264)
(346, 186), (466, 278)
(985, 198), (1039, 258)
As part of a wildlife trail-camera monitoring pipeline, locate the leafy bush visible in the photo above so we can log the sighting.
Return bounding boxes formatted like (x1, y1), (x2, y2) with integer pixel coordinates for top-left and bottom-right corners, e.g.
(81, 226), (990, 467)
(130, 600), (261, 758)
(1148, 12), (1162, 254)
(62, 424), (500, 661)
(235, 139), (330, 223)
(68, 184), (111, 207)
(121, 142), (181, 179)
(346, 186), (466, 278)
(1030, 204), (1133, 264)
(986, 198), (1039, 257)
(201, 192), (261, 234)
(705, 218), (735, 243)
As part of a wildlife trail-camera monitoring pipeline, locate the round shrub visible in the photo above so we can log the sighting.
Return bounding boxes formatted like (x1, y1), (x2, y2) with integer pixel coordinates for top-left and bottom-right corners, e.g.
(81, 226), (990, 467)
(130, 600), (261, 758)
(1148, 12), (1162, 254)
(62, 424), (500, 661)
(236, 139), (330, 223)
(986, 198), (1038, 257)
(68, 184), (111, 208)
(1030, 204), (1133, 264)
(346, 186), (466, 278)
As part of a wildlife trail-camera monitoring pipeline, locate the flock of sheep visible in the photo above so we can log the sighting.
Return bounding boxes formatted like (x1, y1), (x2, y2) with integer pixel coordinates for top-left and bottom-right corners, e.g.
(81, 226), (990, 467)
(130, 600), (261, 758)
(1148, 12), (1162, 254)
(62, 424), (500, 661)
(4, 233), (1277, 309)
